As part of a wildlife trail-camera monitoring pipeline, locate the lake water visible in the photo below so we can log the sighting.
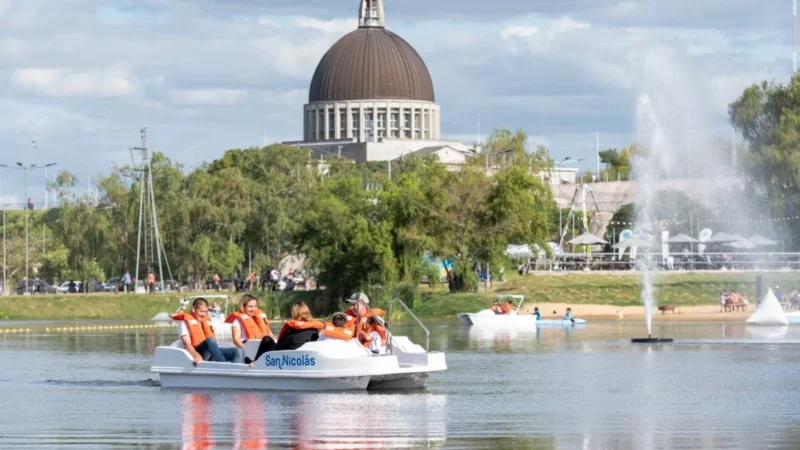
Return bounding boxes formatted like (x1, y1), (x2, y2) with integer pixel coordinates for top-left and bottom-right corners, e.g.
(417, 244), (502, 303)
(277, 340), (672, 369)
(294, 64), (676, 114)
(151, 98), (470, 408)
(0, 320), (799, 449)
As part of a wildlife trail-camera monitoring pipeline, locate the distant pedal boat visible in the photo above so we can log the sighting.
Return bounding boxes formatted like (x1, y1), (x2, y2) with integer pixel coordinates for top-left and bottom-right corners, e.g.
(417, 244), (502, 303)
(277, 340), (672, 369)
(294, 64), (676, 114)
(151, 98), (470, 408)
(457, 295), (587, 327)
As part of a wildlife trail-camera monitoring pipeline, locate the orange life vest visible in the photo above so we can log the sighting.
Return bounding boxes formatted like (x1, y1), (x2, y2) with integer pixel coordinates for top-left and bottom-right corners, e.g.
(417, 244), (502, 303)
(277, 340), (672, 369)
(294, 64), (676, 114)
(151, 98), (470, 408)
(320, 324), (354, 341)
(500, 304), (513, 314)
(363, 323), (388, 347)
(253, 309), (271, 336)
(277, 320), (325, 341)
(177, 313), (216, 348)
(224, 311), (264, 340)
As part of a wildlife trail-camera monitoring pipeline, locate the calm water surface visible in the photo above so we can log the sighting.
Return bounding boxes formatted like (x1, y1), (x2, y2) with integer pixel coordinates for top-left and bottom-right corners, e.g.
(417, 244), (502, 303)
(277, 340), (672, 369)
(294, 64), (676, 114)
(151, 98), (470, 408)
(0, 320), (798, 449)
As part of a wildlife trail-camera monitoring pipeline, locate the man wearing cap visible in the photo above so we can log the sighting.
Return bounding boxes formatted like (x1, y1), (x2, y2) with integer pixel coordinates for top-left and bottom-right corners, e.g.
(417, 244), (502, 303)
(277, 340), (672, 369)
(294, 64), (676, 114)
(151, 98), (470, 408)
(345, 293), (387, 350)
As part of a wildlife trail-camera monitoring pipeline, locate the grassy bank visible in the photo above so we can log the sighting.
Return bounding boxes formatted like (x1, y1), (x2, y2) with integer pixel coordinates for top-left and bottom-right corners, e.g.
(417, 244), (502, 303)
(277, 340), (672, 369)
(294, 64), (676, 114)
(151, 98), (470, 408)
(0, 271), (797, 321)
(0, 290), (318, 321)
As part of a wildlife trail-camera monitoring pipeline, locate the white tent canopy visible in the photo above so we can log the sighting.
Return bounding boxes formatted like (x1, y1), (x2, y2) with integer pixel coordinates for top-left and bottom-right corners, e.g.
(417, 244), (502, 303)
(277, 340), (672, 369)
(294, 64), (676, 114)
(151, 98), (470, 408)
(612, 237), (652, 249)
(568, 233), (607, 246)
(705, 232), (738, 243)
(666, 233), (699, 244)
(746, 289), (788, 326)
(748, 234), (778, 246)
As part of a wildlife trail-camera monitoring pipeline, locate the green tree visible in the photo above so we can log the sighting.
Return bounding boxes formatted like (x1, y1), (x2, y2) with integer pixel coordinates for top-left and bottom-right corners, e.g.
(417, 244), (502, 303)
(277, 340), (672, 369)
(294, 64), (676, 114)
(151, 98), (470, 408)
(729, 76), (800, 247)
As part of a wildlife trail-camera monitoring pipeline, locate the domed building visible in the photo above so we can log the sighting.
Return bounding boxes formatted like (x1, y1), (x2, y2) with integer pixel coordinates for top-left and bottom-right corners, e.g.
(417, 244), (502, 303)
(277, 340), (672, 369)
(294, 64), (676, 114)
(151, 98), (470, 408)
(287, 0), (473, 165)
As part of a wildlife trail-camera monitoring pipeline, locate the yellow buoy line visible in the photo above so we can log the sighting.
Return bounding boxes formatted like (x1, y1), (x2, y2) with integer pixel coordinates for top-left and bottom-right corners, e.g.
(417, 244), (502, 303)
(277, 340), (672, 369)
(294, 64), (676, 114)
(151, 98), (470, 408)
(1, 322), (178, 334)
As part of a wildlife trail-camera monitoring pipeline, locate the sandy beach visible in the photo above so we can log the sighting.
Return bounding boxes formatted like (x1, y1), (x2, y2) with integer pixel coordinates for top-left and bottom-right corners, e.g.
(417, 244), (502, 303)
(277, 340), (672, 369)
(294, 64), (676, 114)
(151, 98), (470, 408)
(520, 303), (753, 323)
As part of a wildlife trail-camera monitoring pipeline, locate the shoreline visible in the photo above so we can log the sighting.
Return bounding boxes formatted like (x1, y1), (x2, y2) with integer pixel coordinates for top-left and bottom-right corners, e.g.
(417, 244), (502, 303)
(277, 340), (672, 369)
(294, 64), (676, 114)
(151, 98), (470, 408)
(518, 303), (753, 323)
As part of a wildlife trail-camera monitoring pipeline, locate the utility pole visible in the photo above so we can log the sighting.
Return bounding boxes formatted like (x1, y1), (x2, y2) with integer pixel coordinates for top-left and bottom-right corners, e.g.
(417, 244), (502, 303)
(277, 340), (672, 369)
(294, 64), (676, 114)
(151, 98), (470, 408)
(0, 162), (57, 293)
(131, 127), (170, 294)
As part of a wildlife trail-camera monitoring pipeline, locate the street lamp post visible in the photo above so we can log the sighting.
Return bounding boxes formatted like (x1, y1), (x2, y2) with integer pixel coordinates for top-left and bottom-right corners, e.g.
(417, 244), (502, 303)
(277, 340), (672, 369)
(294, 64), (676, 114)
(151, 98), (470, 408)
(0, 162), (57, 294)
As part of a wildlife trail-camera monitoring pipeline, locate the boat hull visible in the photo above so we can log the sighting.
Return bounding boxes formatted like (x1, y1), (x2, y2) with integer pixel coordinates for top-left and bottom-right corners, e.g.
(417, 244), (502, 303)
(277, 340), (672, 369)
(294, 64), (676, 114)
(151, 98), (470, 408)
(786, 312), (800, 324)
(458, 311), (586, 327)
(152, 337), (446, 391)
(159, 372), (370, 391)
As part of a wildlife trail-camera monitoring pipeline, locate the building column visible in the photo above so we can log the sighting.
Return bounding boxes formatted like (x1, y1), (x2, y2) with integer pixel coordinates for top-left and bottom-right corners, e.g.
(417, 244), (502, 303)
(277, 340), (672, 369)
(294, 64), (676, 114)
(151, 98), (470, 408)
(359, 106), (365, 142)
(314, 107), (320, 141)
(410, 107), (416, 140)
(346, 104), (353, 139)
(334, 104), (341, 140)
(427, 106), (434, 140)
(323, 104), (330, 140)
(372, 105), (378, 142)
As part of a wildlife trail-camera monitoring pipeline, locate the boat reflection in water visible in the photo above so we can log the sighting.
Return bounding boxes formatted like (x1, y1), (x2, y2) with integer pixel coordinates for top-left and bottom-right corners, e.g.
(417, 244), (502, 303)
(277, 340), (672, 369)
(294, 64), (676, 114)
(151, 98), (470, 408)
(179, 391), (445, 448)
(232, 394), (268, 449)
(284, 392), (447, 448)
(180, 393), (214, 450)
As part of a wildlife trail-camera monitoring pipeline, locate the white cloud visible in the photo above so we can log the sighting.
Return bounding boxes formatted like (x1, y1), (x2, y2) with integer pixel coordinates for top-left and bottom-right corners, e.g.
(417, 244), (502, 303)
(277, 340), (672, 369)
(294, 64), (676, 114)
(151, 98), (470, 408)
(169, 88), (248, 105)
(688, 44), (713, 56)
(501, 17), (591, 52)
(293, 16), (357, 35)
(11, 67), (136, 98)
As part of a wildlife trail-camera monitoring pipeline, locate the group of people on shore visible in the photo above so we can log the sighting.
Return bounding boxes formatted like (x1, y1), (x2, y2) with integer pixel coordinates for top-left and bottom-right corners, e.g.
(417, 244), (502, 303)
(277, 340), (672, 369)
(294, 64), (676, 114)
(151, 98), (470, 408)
(719, 290), (749, 312)
(172, 292), (387, 367)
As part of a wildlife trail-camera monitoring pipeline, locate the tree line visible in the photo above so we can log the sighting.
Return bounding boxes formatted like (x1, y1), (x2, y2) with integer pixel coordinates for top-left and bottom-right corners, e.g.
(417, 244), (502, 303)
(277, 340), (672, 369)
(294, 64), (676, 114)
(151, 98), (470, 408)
(2, 129), (556, 303)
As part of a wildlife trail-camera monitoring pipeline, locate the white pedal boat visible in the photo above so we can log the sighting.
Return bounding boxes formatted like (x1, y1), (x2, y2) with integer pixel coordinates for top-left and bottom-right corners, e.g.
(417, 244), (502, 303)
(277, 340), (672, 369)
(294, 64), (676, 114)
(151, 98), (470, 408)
(151, 335), (445, 391)
(458, 310), (586, 327)
(458, 295), (586, 327)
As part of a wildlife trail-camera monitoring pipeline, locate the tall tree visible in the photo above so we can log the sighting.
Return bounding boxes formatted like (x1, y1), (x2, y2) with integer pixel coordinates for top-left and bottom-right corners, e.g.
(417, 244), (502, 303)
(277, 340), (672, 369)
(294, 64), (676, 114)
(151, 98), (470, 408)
(729, 76), (800, 247)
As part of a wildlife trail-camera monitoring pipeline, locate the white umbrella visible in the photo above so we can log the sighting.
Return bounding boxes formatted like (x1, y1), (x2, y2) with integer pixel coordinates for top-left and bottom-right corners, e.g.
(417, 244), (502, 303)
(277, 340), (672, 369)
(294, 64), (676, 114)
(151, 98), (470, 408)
(666, 233), (699, 243)
(568, 232), (608, 246)
(704, 232), (738, 243)
(727, 240), (755, 249)
(612, 237), (652, 249)
(748, 234), (778, 246)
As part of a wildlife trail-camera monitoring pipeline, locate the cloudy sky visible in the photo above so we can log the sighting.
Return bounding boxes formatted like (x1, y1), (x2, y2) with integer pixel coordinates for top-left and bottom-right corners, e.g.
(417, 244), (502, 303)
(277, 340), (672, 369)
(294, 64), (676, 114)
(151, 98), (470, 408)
(0, 0), (793, 206)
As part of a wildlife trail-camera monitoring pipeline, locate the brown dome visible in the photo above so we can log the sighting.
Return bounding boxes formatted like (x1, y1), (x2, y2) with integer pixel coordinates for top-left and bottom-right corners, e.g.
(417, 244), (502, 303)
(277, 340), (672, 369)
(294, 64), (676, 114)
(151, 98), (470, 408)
(308, 28), (435, 103)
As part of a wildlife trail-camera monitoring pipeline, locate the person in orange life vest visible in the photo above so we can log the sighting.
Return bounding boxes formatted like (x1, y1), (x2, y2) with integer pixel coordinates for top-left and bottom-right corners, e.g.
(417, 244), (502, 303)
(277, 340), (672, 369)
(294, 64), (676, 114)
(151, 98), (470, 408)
(491, 299), (503, 314)
(318, 312), (354, 341)
(249, 302), (325, 363)
(500, 299), (514, 314)
(225, 294), (276, 367)
(344, 292), (387, 349)
(175, 297), (242, 366)
(364, 315), (388, 353)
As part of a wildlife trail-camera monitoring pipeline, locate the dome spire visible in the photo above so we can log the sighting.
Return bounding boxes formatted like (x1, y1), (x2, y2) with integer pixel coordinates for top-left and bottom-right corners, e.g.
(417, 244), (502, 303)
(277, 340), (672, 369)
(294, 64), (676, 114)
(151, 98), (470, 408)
(359, 0), (385, 28)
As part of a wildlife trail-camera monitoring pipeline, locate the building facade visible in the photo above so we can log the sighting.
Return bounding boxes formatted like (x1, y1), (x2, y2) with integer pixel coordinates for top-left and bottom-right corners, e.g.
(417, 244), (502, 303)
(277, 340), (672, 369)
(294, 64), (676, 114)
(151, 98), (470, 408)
(289, 0), (466, 163)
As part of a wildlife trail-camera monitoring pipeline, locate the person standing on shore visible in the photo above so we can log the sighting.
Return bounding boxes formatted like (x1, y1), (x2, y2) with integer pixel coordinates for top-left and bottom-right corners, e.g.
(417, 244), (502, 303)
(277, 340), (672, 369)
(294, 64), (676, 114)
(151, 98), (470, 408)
(123, 271), (131, 293)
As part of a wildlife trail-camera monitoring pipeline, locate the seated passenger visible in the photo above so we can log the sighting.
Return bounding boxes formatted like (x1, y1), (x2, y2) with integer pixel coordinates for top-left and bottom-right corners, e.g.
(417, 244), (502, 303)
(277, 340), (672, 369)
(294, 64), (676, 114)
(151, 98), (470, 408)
(344, 293), (379, 342)
(319, 313), (354, 341)
(491, 300), (503, 314)
(533, 307), (541, 320)
(500, 299), (514, 314)
(175, 298), (242, 366)
(249, 303), (325, 362)
(225, 294), (275, 367)
(564, 308), (574, 321)
(363, 315), (388, 354)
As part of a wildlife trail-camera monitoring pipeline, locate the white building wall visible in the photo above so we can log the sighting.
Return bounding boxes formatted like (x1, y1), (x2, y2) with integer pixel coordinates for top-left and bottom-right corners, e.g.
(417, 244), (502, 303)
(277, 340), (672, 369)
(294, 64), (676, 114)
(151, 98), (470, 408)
(304, 100), (440, 144)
